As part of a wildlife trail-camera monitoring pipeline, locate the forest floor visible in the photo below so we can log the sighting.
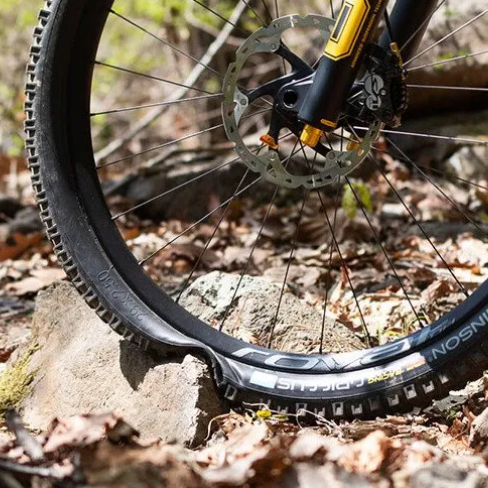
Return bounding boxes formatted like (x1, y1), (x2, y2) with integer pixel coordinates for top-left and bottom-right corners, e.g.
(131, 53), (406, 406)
(2, 111), (488, 487)
(0, 387), (488, 487)
(2, 166), (488, 486)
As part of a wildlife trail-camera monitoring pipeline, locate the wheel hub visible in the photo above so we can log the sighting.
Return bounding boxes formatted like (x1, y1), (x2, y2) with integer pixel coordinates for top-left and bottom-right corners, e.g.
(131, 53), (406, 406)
(222, 14), (382, 189)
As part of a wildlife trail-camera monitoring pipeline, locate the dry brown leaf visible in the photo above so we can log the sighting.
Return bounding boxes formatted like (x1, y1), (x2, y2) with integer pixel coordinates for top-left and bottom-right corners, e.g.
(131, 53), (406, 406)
(5, 267), (65, 296)
(289, 432), (340, 461)
(221, 422), (269, 463)
(154, 243), (221, 269)
(338, 431), (393, 474)
(43, 413), (138, 454)
(421, 279), (457, 302)
(82, 441), (204, 488)
(0, 230), (43, 261)
(390, 440), (444, 475)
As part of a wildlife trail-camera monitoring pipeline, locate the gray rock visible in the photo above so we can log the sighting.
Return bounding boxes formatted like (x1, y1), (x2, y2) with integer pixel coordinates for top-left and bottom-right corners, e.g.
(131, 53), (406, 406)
(7, 281), (224, 447)
(179, 271), (364, 354)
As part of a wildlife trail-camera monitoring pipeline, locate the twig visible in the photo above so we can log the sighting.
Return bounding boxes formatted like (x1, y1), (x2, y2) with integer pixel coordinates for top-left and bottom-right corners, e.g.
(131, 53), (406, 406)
(0, 459), (65, 479)
(5, 410), (44, 463)
(94, 1), (248, 163)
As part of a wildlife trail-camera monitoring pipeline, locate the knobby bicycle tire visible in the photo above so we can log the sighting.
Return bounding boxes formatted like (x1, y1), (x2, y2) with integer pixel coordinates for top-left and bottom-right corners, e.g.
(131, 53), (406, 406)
(25, 0), (488, 418)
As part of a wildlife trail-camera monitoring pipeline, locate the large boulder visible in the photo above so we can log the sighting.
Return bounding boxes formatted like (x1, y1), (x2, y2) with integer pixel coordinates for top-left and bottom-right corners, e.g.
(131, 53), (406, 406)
(179, 271), (364, 354)
(1, 281), (224, 446)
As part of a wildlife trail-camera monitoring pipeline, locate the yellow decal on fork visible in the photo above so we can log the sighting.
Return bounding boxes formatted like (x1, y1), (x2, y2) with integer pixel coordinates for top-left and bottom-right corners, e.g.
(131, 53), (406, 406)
(324, 0), (371, 61)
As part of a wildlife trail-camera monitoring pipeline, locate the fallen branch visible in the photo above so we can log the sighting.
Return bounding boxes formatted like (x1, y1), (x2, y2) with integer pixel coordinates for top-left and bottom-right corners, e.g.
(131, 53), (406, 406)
(0, 459), (65, 480)
(94, 1), (248, 163)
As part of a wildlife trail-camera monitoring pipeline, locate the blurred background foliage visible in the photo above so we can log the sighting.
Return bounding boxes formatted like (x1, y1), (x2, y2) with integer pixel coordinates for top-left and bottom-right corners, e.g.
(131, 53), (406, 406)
(0, 0), (238, 158)
(0, 1), (37, 158)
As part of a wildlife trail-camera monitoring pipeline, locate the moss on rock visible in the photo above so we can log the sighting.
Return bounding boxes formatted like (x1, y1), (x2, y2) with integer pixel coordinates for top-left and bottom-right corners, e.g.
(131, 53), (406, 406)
(0, 340), (39, 417)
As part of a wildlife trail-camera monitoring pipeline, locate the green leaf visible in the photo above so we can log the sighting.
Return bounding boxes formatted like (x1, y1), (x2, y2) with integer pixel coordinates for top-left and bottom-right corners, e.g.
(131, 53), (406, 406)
(342, 182), (373, 219)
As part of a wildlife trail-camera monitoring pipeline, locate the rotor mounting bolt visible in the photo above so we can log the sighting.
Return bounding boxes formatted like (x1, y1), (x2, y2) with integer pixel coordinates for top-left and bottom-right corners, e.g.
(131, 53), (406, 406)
(300, 124), (323, 148)
(260, 134), (279, 150)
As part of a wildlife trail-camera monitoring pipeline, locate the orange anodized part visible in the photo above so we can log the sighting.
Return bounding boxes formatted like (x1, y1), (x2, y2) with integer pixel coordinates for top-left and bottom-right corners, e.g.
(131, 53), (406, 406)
(300, 124), (323, 148)
(259, 134), (279, 150)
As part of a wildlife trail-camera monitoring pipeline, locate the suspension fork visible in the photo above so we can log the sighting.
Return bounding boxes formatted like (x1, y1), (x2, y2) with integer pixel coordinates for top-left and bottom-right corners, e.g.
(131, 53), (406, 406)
(299, 0), (438, 147)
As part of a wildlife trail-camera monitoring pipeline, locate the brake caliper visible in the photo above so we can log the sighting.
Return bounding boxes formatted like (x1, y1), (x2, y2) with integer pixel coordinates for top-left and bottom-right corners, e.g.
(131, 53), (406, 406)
(351, 42), (408, 128)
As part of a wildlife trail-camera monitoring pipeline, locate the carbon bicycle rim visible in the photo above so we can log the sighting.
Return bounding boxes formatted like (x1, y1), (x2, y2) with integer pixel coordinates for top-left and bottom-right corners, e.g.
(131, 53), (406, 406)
(26, 0), (488, 417)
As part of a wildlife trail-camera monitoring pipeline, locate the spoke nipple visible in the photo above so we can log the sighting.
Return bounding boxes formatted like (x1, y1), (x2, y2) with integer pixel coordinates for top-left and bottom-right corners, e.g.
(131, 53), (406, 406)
(260, 134), (279, 150)
(300, 124), (323, 148)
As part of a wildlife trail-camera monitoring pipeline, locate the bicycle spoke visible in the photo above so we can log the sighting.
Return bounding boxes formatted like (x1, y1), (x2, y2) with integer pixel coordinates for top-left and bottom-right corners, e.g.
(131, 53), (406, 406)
(355, 126), (488, 147)
(191, 0), (247, 36)
(240, 0), (268, 27)
(386, 137), (488, 240)
(113, 158), (236, 221)
(320, 177), (342, 354)
(274, 0), (280, 19)
(219, 140), (302, 332)
(405, 8), (488, 66)
(110, 9), (224, 79)
(329, 0), (335, 19)
(99, 122), (227, 169)
(259, 0), (274, 23)
(94, 1), (248, 163)
(94, 61), (215, 95)
(99, 107), (272, 169)
(113, 0), (277, 103)
(175, 131), (294, 301)
(408, 48), (488, 72)
(369, 154), (468, 296)
(413, 162), (488, 193)
(297, 139), (373, 345)
(323, 132), (334, 151)
(371, 145), (488, 194)
(91, 93), (223, 117)
(268, 187), (310, 349)
(344, 176), (424, 328)
(267, 146), (318, 348)
(314, 184), (372, 346)
(139, 175), (263, 266)
(408, 84), (488, 93)
(400, 0), (447, 54)
(177, 167), (252, 303)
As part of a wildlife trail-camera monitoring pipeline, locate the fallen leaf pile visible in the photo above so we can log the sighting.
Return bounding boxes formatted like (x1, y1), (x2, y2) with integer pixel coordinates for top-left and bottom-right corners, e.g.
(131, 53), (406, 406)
(3, 396), (488, 488)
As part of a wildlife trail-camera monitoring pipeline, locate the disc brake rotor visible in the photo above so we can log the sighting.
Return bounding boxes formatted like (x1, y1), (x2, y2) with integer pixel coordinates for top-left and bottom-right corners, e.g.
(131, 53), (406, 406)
(222, 14), (382, 189)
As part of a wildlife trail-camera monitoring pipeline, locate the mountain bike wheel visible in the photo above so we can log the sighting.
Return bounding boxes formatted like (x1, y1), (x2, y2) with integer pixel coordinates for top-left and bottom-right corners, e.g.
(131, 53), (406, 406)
(26, 0), (488, 418)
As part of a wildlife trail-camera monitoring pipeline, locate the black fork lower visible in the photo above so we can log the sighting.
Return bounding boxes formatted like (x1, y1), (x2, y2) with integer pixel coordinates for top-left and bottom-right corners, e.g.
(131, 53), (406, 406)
(298, 0), (438, 143)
